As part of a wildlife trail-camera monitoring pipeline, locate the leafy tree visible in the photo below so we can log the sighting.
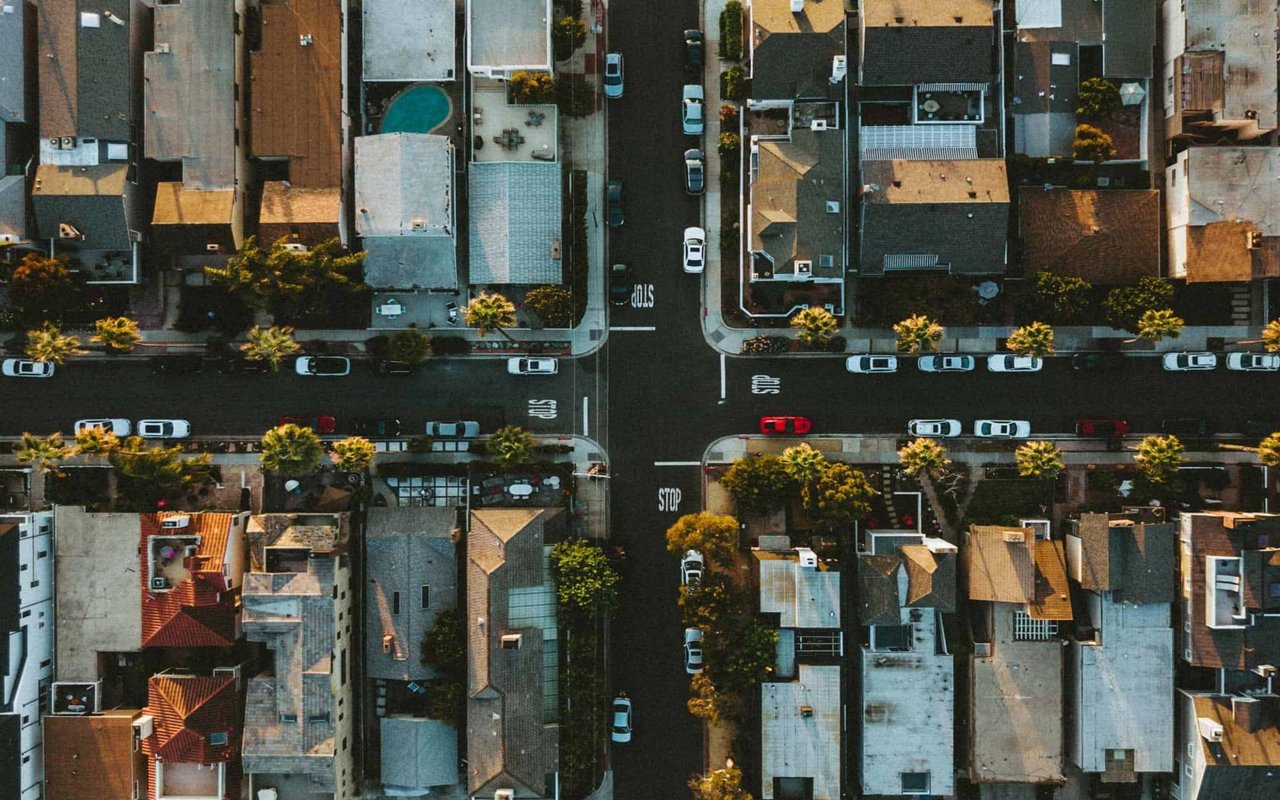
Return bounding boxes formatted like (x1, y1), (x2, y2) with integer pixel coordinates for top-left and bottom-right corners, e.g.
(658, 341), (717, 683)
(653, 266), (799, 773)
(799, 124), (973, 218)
(260, 423), (325, 476)
(1132, 308), (1184, 343)
(711, 618), (778, 697)
(1132, 434), (1184, 484)
(14, 432), (72, 472)
(552, 16), (587, 59)
(509, 71), (556, 103)
(74, 426), (120, 457)
(110, 437), (214, 503)
(8, 254), (75, 321)
(1104, 277), (1174, 333)
(388, 327), (431, 365)
(1024, 271), (1092, 323)
(689, 766), (753, 800)
(240, 325), (302, 370)
(781, 443), (828, 487)
(1006, 322), (1055, 358)
(1073, 124), (1116, 163)
(678, 572), (748, 635)
(549, 539), (621, 615)
(91, 316), (142, 353)
(803, 462), (877, 526)
(1260, 319), (1280, 352)
(204, 236), (366, 317)
(421, 608), (466, 676)
(1015, 441), (1064, 480)
(666, 511), (739, 565)
(898, 437), (950, 479)
(24, 323), (85, 364)
(719, 454), (795, 516)
(464, 291), (517, 339)
(1076, 78), (1122, 117)
(687, 673), (741, 724)
(1220, 432), (1280, 468)
(524, 285), (575, 327)
(893, 314), (943, 354)
(488, 425), (535, 467)
(790, 306), (838, 347)
(424, 678), (466, 725)
(718, 132), (741, 156)
(331, 436), (376, 472)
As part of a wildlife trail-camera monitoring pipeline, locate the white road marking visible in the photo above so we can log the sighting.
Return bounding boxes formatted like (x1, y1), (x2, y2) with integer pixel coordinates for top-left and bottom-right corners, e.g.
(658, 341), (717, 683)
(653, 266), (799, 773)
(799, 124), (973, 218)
(751, 374), (782, 394)
(609, 326), (657, 331)
(528, 399), (557, 419)
(658, 487), (683, 511)
(720, 353), (726, 400)
(582, 396), (589, 435)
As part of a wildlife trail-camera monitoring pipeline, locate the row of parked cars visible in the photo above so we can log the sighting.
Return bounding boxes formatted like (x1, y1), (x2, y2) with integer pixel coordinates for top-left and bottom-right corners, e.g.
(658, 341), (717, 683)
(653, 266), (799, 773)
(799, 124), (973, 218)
(845, 352), (1280, 374)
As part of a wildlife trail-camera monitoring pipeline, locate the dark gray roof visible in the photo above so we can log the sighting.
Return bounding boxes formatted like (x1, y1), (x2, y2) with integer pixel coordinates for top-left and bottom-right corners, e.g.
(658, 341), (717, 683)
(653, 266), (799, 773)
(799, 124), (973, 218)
(1073, 513), (1176, 603)
(75, 0), (134, 141)
(753, 32), (844, 100)
(31, 164), (132, 251)
(902, 546), (956, 612)
(861, 25), (995, 86)
(1013, 41), (1078, 116)
(0, 175), (24, 239)
(859, 554), (902, 626)
(0, 8), (23, 123)
(859, 202), (1008, 275)
(380, 715), (458, 790)
(363, 237), (459, 291)
(1101, 0), (1154, 78)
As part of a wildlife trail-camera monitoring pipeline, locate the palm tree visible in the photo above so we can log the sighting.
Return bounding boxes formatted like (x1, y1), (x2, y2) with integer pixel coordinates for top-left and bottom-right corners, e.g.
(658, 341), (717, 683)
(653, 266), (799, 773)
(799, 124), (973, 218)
(1132, 434), (1184, 484)
(331, 436), (377, 472)
(91, 316), (142, 353)
(241, 325), (302, 370)
(14, 432), (73, 472)
(781, 442), (828, 486)
(464, 291), (518, 340)
(1015, 440), (1064, 479)
(893, 314), (944, 354)
(1128, 309), (1184, 344)
(488, 425), (535, 467)
(1238, 319), (1280, 352)
(260, 423), (325, 476)
(1006, 322), (1055, 358)
(1220, 432), (1280, 468)
(790, 307), (838, 348)
(898, 437), (950, 479)
(24, 323), (85, 364)
(74, 426), (120, 457)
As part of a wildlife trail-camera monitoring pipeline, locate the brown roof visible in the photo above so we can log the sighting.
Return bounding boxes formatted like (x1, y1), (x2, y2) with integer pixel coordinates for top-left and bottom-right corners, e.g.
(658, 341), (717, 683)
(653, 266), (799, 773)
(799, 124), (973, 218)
(1073, 513), (1177, 603)
(967, 526), (1035, 604)
(1177, 51), (1225, 113)
(1190, 693), (1280, 768)
(859, 554), (902, 626)
(141, 512), (241, 648)
(36, 0), (77, 138)
(1185, 513), (1280, 670)
(1018, 189), (1160, 284)
(862, 160), (1009, 205)
(901, 544), (956, 612)
(1186, 222), (1280, 283)
(259, 182), (342, 226)
(153, 184), (235, 226)
(862, 0), (992, 27)
(1028, 540), (1073, 621)
(44, 711), (145, 800)
(248, 0), (343, 188)
(143, 674), (240, 764)
(32, 164), (130, 198)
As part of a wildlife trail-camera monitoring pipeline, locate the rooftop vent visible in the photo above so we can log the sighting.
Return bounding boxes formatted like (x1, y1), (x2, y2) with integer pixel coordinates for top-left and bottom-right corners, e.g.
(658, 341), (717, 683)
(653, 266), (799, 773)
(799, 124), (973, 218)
(1002, 530), (1026, 543)
(1197, 717), (1224, 742)
(501, 633), (522, 649)
(826, 201), (840, 213)
(411, 218), (427, 231)
(796, 547), (818, 568)
(155, 42), (170, 53)
(799, 705), (814, 717)
(161, 514), (192, 529)
(299, 34), (313, 46)
(790, 0), (803, 11)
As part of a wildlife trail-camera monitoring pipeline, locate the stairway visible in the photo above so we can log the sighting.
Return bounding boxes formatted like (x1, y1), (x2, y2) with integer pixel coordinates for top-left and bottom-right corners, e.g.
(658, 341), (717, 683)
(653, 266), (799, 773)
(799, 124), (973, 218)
(1230, 285), (1252, 326)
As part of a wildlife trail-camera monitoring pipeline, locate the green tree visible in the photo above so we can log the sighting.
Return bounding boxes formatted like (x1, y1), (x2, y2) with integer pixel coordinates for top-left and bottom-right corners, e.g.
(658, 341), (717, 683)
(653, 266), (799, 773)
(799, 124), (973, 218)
(1024, 271), (1092, 323)
(509, 71), (556, 103)
(8, 254), (75, 321)
(687, 672), (741, 724)
(718, 132), (741, 157)
(1006, 322), (1055, 358)
(1220, 432), (1280, 468)
(552, 16), (587, 59)
(205, 236), (366, 317)
(1015, 441), (1065, 480)
(388, 326), (431, 365)
(1073, 123), (1116, 163)
(719, 454), (795, 516)
(1076, 77), (1122, 117)
(1131, 308), (1184, 343)
(803, 462), (877, 526)
(689, 766), (753, 800)
(1261, 320), (1280, 352)
(24, 323), (85, 364)
(666, 511), (739, 565)
(524, 285), (575, 327)
(420, 608), (466, 675)
(1104, 277), (1173, 333)
(898, 437), (950, 479)
(780, 442), (828, 487)
(240, 325), (302, 370)
(711, 617), (779, 697)
(488, 425), (535, 467)
(74, 426), (120, 457)
(1132, 434), (1184, 484)
(893, 314), (944, 354)
(423, 678), (466, 725)
(464, 291), (518, 339)
(260, 423), (325, 476)
(110, 437), (215, 504)
(14, 432), (72, 472)
(790, 306), (839, 347)
(550, 539), (621, 615)
(678, 572), (748, 634)
(331, 436), (376, 472)
(90, 316), (143, 353)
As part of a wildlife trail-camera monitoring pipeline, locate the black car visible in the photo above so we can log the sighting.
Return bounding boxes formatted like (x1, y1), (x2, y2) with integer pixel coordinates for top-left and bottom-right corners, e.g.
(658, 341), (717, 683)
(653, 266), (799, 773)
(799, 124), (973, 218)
(610, 263), (633, 307)
(150, 355), (204, 375)
(353, 417), (402, 438)
(374, 359), (416, 375)
(684, 149), (705, 195)
(684, 29), (704, 69)
(1162, 418), (1210, 436)
(1071, 352), (1125, 371)
(606, 178), (624, 228)
(213, 356), (271, 374)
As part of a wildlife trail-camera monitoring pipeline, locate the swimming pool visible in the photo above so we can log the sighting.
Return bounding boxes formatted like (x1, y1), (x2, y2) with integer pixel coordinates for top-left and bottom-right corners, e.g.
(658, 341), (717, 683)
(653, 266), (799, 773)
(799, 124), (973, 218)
(380, 85), (453, 134)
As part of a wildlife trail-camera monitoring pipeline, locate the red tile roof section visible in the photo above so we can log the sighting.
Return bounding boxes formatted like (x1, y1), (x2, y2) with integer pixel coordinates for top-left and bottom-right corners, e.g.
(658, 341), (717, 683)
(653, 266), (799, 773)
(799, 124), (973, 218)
(143, 674), (240, 764)
(141, 513), (240, 648)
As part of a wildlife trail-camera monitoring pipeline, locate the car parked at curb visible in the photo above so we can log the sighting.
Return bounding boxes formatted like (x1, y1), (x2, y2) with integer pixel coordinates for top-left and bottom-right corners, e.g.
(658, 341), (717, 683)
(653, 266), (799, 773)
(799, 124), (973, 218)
(295, 356), (351, 376)
(374, 359), (415, 375)
(507, 357), (558, 375)
(352, 418), (402, 438)
(603, 52), (624, 99)
(845, 354), (898, 373)
(908, 419), (962, 438)
(681, 550), (705, 586)
(684, 29), (704, 69)
(987, 354), (1043, 373)
(684, 148), (705, 195)
(683, 227), (706, 274)
(760, 416), (812, 435)
(610, 263), (633, 307)
(683, 627), (705, 674)
(75, 418), (131, 436)
(280, 415), (337, 434)
(606, 178), (625, 227)
(2, 359), (54, 378)
(138, 420), (192, 439)
(974, 419), (1032, 439)
(1162, 417), (1209, 436)
(610, 694), (633, 743)
(1075, 418), (1129, 438)
(1226, 352), (1280, 372)
(918, 355), (974, 373)
(681, 84), (704, 135)
(1071, 352), (1125, 372)
(425, 420), (481, 438)
(1162, 352), (1216, 371)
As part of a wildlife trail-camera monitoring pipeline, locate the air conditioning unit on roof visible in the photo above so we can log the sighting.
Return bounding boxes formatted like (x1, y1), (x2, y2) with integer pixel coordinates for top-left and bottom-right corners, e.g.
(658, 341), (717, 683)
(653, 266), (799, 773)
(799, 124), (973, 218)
(161, 514), (191, 529)
(155, 43), (170, 54)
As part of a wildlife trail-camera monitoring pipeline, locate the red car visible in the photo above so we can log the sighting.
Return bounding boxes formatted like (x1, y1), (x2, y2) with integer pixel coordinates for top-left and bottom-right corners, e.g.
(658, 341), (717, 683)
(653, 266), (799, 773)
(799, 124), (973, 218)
(1075, 418), (1129, 438)
(759, 416), (812, 436)
(279, 415), (337, 435)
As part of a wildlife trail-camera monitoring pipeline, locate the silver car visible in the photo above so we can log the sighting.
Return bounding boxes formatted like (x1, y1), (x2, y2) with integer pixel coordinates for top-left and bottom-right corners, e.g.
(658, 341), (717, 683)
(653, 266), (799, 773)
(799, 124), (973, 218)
(974, 419), (1032, 439)
(986, 354), (1043, 373)
(681, 84), (704, 135)
(918, 355), (975, 373)
(75, 418), (131, 436)
(507, 357), (558, 375)
(1226, 352), (1280, 372)
(425, 421), (481, 438)
(683, 627), (705, 674)
(681, 550), (705, 585)
(137, 420), (192, 439)
(908, 419), (962, 437)
(1162, 351), (1216, 371)
(845, 355), (898, 373)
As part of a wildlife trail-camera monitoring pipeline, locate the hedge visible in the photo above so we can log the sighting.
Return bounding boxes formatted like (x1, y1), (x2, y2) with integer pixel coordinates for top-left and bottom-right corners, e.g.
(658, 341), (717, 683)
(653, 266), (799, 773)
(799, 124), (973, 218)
(719, 0), (743, 61)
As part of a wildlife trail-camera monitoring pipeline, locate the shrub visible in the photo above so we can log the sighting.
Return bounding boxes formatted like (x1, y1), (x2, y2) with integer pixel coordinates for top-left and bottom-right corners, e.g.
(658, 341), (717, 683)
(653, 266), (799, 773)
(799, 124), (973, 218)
(509, 71), (556, 103)
(525, 285), (575, 327)
(1104, 277), (1174, 333)
(1077, 78), (1121, 118)
(552, 17), (587, 61)
(741, 335), (789, 355)
(719, 0), (743, 60)
(718, 131), (741, 157)
(1072, 124), (1115, 163)
(429, 335), (469, 355)
(720, 104), (739, 126)
(721, 64), (747, 102)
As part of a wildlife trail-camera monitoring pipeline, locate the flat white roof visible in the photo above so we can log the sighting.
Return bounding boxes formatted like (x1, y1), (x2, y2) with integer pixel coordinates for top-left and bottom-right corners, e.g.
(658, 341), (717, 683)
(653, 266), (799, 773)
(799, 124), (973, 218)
(1015, 0), (1062, 28)
(363, 0), (456, 81)
(1185, 0), (1278, 128)
(761, 665), (841, 800)
(467, 0), (551, 73)
(355, 133), (454, 237)
(758, 557), (841, 629)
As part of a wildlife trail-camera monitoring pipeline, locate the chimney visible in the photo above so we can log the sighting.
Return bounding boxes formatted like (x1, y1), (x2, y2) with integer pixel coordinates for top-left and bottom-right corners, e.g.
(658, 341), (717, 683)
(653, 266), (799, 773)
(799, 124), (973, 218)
(1233, 696), (1264, 733)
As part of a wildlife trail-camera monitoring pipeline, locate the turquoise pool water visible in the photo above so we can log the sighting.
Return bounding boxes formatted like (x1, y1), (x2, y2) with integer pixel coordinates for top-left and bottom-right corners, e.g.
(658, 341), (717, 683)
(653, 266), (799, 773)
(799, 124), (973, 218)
(380, 85), (452, 134)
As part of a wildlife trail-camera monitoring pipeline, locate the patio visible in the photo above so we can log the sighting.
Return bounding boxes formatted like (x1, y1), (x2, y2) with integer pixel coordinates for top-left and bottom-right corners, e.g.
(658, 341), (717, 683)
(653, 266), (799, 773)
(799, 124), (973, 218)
(472, 82), (557, 163)
(370, 291), (466, 330)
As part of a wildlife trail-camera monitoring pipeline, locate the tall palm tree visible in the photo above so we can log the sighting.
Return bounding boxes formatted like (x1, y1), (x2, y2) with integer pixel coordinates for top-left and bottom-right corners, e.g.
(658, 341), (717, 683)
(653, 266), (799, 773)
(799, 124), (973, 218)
(1015, 441), (1064, 479)
(91, 316), (142, 353)
(1006, 322), (1055, 358)
(464, 291), (518, 340)
(893, 314), (944, 354)
(14, 432), (73, 472)
(1221, 432), (1280, 468)
(74, 426), (121, 458)
(331, 436), (377, 472)
(1238, 319), (1280, 352)
(260, 423), (325, 476)
(1132, 434), (1184, 483)
(897, 437), (950, 479)
(24, 323), (85, 365)
(241, 325), (302, 370)
(1127, 309), (1184, 344)
(790, 307), (838, 347)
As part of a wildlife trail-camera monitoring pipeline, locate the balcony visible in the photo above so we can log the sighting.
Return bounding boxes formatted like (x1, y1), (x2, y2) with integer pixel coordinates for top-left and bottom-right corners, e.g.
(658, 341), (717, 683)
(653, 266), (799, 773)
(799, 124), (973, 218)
(1206, 556), (1247, 629)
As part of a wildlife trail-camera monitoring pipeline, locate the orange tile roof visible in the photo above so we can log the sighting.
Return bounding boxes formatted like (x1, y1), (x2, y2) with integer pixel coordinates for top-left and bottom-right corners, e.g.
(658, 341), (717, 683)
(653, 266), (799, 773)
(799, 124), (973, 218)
(144, 674), (240, 764)
(1029, 540), (1073, 621)
(44, 712), (145, 800)
(1018, 189), (1160, 284)
(141, 513), (240, 648)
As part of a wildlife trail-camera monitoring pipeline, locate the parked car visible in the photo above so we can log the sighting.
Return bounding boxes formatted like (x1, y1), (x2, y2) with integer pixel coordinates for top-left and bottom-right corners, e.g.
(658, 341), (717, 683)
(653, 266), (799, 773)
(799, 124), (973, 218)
(2, 359), (54, 378)
(280, 415), (337, 434)
(214, 356), (270, 374)
(973, 419), (1032, 439)
(908, 419), (962, 438)
(845, 355), (898, 374)
(681, 84), (704, 135)
(352, 418), (402, 438)
(295, 356), (351, 376)
(1071, 352), (1125, 372)
(137, 419), (192, 439)
(1162, 352), (1216, 371)
(610, 694), (633, 743)
(610, 263), (633, 307)
(425, 420), (481, 438)
(74, 418), (131, 436)
(683, 227), (706, 274)
(681, 550), (705, 586)
(1227, 352), (1280, 372)
(987, 354), (1043, 373)
(917, 355), (974, 373)
(606, 178), (625, 228)
(149, 355), (203, 375)
(602, 52), (624, 98)
(1075, 418), (1129, 438)
(684, 29), (704, 69)
(507, 357), (558, 375)
(759, 415), (812, 435)
(684, 148), (705, 195)
(683, 627), (705, 674)
(373, 359), (415, 375)
(1161, 417), (1209, 436)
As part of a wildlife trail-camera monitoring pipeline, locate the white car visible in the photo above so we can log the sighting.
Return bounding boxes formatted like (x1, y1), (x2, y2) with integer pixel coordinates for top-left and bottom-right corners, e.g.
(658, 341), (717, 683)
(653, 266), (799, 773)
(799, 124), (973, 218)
(987, 354), (1043, 373)
(1162, 351), (1217, 371)
(1226, 352), (1280, 372)
(603, 52), (624, 99)
(683, 227), (706, 274)
(845, 355), (898, 374)
(974, 419), (1032, 439)
(918, 355), (975, 373)
(507, 357), (558, 375)
(908, 419), (962, 438)
(75, 418), (131, 436)
(610, 694), (633, 743)
(683, 627), (705, 674)
(294, 356), (351, 376)
(681, 550), (705, 586)
(137, 420), (192, 439)
(681, 84), (704, 135)
(2, 358), (54, 378)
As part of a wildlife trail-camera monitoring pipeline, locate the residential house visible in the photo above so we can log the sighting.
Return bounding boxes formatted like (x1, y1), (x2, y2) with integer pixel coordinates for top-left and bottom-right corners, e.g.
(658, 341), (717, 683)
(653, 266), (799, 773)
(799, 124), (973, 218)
(857, 528), (957, 798)
(465, 0), (551, 77)
(241, 513), (356, 799)
(380, 715), (458, 795)
(144, 0), (248, 258)
(753, 544), (842, 799)
(141, 669), (243, 800)
(1064, 511), (1175, 783)
(363, 0), (456, 82)
(466, 508), (563, 798)
(43, 709), (148, 800)
(468, 162), (562, 286)
(1018, 188), (1160, 284)
(0, 513), (54, 800)
(1166, 147), (1280, 284)
(355, 134), (458, 291)
(1174, 690), (1280, 800)
(248, 0), (348, 245)
(141, 512), (248, 649)
(856, 0), (1009, 276)
(0, 6), (27, 246)
(34, 0), (148, 282)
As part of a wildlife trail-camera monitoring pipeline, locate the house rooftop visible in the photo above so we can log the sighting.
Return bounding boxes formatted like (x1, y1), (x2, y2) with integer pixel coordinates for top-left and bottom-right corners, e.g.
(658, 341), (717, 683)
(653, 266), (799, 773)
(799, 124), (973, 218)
(1014, 0), (1101, 44)
(0, 4), (24, 123)
(1176, 147), (1280, 283)
(467, 0), (551, 72)
(750, 128), (846, 280)
(259, 182), (341, 228)
(1067, 512), (1177, 602)
(967, 525), (1036, 604)
(37, 0), (134, 141)
(144, 673), (240, 765)
(756, 549), (841, 629)
(43, 710), (144, 800)
(761, 665), (841, 800)
(860, 0), (995, 86)
(141, 512), (245, 648)
(1100, 0), (1154, 78)
(1019, 189), (1160, 284)
(1189, 692), (1280, 768)
(1182, 0), (1278, 129)
(152, 184), (235, 227)
(380, 716), (458, 791)
(862, 0), (993, 28)
(862, 160), (1009, 205)
(468, 162), (563, 285)
(751, 0), (845, 100)
(363, 0), (456, 81)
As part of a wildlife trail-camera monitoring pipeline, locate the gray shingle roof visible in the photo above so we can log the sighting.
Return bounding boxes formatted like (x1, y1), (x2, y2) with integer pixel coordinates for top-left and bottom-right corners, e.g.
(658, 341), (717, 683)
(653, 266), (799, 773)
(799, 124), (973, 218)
(1101, 0), (1154, 78)
(468, 163), (563, 285)
(31, 164), (133, 250)
(380, 715), (458, 790)
(0, 7), (23, 123)
(752, 32), (845, 100)
(859, 202), (1008, 275)
(861, 25), (995, 86)
(73, 0), (133, 141)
